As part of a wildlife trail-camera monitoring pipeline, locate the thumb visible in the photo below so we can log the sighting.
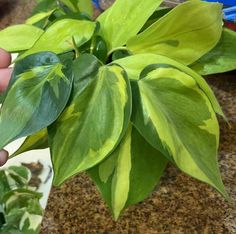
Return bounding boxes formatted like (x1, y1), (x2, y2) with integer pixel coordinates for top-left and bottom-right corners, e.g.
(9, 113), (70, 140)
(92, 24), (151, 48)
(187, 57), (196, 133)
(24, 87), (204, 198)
(0, 149), (8, 166)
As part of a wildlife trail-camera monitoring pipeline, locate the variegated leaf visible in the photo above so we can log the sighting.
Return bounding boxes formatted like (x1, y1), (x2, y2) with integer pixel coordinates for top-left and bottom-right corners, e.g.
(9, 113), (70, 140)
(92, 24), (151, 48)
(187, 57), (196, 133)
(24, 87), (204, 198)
(0, 25), (44, 52)
(2, 189), (42, 234)
(115, 53), (225, 118)
(127, 1), (223, 65)
(131, 63), (228, 198)
(48, 54), (131, 186)
(0, 52), (73, 149)
(11, 129), (48, 158)
(191, 28), (236, 75)
(97, 0), (163, 50)
(88, 125), (168, 219)
(7, 166), (31, 188)
(19, 19), (96, 59)
(0, 166), (43, 233)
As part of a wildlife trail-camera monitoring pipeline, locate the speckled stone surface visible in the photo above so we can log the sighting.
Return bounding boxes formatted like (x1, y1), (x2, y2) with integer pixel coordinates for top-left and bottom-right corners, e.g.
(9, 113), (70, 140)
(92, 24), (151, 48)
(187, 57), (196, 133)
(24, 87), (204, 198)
(1, 1), (236, 233)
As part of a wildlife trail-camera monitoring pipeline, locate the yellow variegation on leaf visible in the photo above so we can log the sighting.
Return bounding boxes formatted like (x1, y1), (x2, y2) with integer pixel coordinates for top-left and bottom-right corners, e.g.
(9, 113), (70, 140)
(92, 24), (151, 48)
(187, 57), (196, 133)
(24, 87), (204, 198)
(88, 125), (168, 219)
(48, 54), (132, 186)
(131, 63), (228, 199)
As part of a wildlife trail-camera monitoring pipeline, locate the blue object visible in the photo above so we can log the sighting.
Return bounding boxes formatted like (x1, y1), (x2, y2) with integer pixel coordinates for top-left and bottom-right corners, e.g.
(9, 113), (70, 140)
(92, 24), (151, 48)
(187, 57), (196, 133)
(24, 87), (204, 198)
(204, 0), (236, 6)
(204, 0), (236, 22)
(92, 0), (103, 11)
(223, 6), (236, 21)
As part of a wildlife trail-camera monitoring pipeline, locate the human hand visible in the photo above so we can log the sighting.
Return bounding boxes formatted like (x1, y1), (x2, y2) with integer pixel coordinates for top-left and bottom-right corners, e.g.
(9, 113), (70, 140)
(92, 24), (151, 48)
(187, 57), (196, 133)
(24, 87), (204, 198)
(0, 48), (12, 92)
(0, 48), (12, 166)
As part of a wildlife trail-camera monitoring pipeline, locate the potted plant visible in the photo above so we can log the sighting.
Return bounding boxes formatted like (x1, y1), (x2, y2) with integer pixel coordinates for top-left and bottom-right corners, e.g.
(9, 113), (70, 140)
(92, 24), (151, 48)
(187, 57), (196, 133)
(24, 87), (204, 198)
(0, 0), (235, 222)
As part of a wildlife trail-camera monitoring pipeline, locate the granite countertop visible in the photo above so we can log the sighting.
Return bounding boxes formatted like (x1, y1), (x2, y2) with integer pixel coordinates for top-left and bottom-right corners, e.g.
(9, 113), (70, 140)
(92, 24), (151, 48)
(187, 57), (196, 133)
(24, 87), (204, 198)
(0, 1), (235, 233)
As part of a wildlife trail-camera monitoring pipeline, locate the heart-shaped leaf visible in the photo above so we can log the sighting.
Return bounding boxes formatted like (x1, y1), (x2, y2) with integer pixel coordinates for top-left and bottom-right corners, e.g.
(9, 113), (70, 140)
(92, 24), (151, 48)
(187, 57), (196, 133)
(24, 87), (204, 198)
(127, 1), (223, 65)
(0, 52), (73, 149)
(48, 54), (131, 186)
(131, 63), (228, 198)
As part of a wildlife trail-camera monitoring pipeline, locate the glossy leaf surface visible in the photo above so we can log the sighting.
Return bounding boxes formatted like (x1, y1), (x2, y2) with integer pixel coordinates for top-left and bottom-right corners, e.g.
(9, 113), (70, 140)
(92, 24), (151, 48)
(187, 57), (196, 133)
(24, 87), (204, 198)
(20, 19), (96, 59)
(191, 28), (236, 75)
(97, 0), (163, 50)
(88, 125), (168, 219)
(0, 52), (73, 149)
(0, 25), (43, 52)
(127, 1), (223, 65)
(49, 54), (131, 186)
(131, 63), (228, 198)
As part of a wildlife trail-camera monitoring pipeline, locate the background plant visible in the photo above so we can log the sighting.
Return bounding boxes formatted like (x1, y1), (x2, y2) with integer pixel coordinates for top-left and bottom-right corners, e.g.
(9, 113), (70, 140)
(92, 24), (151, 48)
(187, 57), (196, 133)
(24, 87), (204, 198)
(0, 166), (43, 233)
(0, 0), (235, 220)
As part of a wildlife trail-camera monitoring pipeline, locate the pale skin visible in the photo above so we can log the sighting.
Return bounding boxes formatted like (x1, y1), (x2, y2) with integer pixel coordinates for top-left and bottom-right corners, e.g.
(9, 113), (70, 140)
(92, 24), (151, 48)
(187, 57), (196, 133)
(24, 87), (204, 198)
(0, 48), (12, 166)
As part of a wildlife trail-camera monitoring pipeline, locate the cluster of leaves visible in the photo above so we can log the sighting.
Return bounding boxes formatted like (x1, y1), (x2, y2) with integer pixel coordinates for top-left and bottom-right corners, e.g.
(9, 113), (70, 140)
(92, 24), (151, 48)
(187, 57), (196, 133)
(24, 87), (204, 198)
(0, 166), (43, 234)
(0, 0), (235, 219)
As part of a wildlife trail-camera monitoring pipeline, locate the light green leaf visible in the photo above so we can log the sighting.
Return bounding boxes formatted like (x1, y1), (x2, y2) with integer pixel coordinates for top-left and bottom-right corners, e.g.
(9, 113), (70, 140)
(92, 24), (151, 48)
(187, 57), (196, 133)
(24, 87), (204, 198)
(26, 9), (56, 25)
(11, 129), (48, 158)
(131, 63), (228, 198)
(49, 54), (131, 186)
(0, 52), (73, 149)
(19, 19), (96, 59)
(78, 0), (93, 17)
(88, 125), (168, 219)
(191, 28), (236, 75)
(115, 53), (225, 118)
(97, 0), (163, 50)
(127, 1), (223, 65)
(0, 25), (44, 52)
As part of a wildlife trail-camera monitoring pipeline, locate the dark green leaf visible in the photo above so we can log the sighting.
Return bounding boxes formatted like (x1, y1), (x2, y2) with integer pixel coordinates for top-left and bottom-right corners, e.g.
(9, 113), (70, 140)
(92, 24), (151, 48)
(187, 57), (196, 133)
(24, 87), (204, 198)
(0, 52), (73, 149)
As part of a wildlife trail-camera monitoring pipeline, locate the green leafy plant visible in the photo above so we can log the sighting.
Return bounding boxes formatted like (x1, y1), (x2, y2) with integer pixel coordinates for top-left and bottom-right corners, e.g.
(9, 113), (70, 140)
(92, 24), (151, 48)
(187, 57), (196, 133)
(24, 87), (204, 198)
(0, 166), (43, 233)
(0, 0), (235, 219)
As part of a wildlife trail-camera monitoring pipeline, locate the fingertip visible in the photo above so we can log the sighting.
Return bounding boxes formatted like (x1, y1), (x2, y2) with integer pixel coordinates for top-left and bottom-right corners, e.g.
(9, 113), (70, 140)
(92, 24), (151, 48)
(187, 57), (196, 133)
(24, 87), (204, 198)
(0, 48), (11, 68)
(0, 68), (12, 92)
(0, 149), (9, 166)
